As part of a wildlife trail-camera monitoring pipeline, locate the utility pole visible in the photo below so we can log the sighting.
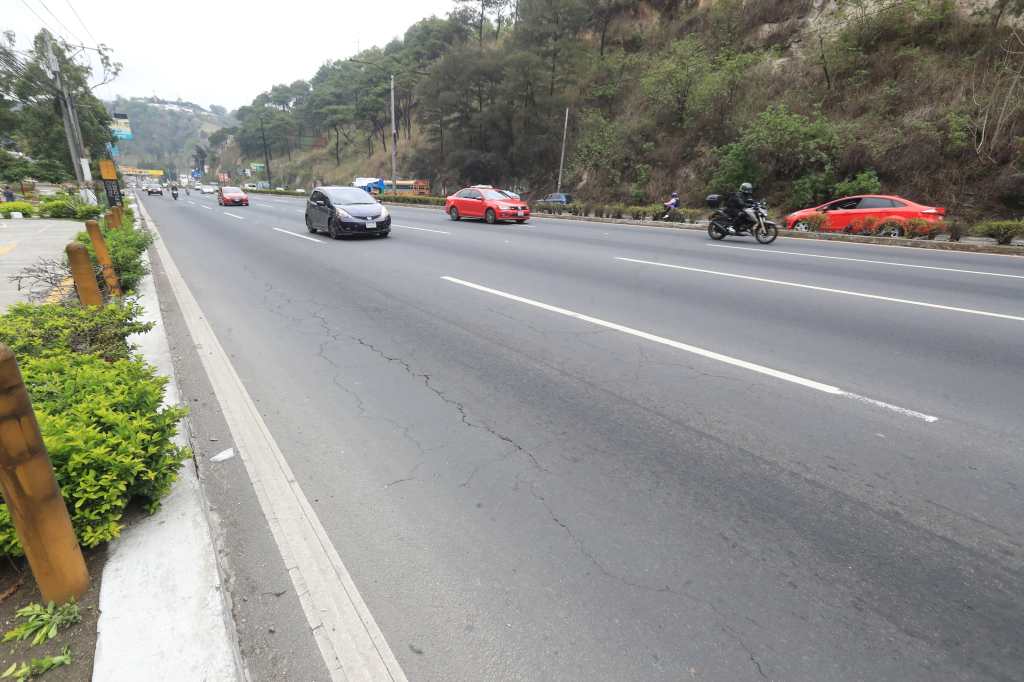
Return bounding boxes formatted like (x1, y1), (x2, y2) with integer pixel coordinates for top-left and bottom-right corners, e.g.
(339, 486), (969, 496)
(42, 30), (89, 188)
(390, 73), (397, 195)
(556, 107), (569, 194)
(258, 115), (273, 189)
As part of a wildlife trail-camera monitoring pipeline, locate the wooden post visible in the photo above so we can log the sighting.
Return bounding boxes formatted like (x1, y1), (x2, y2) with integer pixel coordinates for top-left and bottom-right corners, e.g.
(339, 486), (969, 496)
(65, 243), (102, 306)
(0, 344), (89, 603)
(110, 206), (123, 229)
(84, 220), (121, 297)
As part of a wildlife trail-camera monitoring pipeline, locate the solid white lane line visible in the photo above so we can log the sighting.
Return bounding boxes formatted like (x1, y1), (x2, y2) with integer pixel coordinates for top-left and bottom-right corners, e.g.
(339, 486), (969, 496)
(273, 227), (321, 243)
(392, 224), (450, 234)
(617, 257), (1024, 323)
(188, 200), (196, 205)
(441, 276), (938, 423)
(708, 244), (1024, 280)
(223, 212), (244, 220)
(139, 200), (408, 682)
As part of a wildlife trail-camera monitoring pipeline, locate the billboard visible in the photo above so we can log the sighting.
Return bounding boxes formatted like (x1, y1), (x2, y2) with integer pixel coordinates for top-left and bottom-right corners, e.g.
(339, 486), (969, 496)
(250, 162), (265, 172)
(110, 113), (133, 140)
(119, 166), (164, 177)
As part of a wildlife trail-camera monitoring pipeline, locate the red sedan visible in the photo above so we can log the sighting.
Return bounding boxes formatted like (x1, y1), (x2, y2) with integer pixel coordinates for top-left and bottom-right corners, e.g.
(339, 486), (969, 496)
(785, 195), (944, 233)
(445, 185), (530, 224)
(217, 186), (249, 206)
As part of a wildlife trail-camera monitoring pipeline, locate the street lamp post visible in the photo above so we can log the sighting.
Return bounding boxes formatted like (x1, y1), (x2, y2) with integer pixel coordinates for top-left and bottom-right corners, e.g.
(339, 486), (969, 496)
(390, 74), (397, 196)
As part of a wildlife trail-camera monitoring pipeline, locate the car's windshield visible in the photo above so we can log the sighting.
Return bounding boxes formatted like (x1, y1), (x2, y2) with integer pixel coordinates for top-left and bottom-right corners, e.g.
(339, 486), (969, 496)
(223, 187), (241, 193)
(325, 187), (375, 205)
(482, 189), (510, 200)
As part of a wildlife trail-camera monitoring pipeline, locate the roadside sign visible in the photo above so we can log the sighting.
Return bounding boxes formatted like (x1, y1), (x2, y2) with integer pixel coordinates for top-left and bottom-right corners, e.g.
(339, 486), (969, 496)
(102, 179), (123, 206)
(99, 159), (118, 181)
(110, 113), (133, 140)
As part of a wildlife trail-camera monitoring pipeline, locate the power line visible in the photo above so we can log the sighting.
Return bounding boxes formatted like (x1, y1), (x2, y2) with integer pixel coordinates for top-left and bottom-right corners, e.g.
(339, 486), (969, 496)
(36, 0), (84, 45)
(63, 0), (98, 46)
(18, 0), (59, 37)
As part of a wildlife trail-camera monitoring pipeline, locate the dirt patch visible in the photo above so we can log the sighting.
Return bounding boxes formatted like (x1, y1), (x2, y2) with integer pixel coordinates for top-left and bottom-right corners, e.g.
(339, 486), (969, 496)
(0, 548), (106, 681)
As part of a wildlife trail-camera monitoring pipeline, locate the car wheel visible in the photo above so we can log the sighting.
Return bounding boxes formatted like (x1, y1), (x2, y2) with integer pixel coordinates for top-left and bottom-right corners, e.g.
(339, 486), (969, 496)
(305, 214), (316, 233)
(886, 226), (904, 238)
(485, 208), (497, 224)
(793, 221), (810, 231)
(449, 207), (460, 221)
(327, 218), (340, 240)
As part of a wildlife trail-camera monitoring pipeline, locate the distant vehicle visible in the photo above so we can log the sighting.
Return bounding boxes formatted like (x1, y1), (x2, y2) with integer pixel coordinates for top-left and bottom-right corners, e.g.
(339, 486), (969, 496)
(218, 186), (249, 206)
(446, 186), (530, 224)
(243, 183), (258, 190)
(200, 184), (217, 194)
(534, 192), (573, 206)
(353, 177), (385, 194)
(145, 184), (163, 196)
(786, 194), (945, 236)
(305, 186), (391, 239)
(274, 186), (286, 191)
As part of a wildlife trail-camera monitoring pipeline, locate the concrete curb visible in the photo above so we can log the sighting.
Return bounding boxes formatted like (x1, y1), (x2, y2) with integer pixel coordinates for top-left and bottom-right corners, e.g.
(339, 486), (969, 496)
(381, 202), (1024, 256)
(91, 203), (244, 681)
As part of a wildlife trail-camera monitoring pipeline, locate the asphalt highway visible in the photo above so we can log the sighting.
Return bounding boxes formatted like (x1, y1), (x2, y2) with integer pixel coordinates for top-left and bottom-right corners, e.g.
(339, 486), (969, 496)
(140, 190), (1024, 681)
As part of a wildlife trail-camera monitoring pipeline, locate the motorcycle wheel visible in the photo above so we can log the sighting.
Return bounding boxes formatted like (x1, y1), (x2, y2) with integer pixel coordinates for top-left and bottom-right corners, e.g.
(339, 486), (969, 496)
(754, 223), (778, 244)
(708, 220), (727, 240)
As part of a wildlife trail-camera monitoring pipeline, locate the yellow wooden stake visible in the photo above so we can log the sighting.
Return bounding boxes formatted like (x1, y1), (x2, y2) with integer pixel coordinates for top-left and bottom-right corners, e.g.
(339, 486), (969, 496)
(0, 344), (89, 603)
(84, 220), (122, 297)
(65, 242), (102, 306)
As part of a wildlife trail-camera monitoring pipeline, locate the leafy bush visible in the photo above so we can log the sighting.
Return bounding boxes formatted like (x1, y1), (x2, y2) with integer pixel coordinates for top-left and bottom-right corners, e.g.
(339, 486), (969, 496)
(246, 188), (307, 197)
(846, 216), (880, 235)
(75, 204), (103, 220)
(872, 217), (905, 237)
(833, 170), (882, 198)
(791, 212), (828, 231)
(77, 224), (154, 292)
(0, 352), (188, 554)
(0, 301), (151, 362)
(972, 220), (1024, 245)
(0, 201), (34, 218)
(905, 217), (942, 239)
(39, 199), (75, 219)
(378, 194), (445, 206)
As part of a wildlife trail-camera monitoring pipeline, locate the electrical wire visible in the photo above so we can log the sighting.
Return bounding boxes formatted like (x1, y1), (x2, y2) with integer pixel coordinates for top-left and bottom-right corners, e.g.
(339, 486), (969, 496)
(18, 0), (59, 37)
(63, 0), (98, 46)
(36, 0), (84, 45)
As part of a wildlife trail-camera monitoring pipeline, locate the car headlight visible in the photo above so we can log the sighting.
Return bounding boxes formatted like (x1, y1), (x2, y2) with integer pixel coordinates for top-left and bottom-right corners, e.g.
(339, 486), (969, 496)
(378, 206), (389, 218)
(498, 204), (513, 210)
(335, 207), (352, 219)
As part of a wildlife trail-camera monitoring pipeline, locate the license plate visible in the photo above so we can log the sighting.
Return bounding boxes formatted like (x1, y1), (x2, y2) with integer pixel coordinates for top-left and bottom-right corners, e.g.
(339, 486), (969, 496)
(516, 210), (523, 216)
(366, 221), (376, 228)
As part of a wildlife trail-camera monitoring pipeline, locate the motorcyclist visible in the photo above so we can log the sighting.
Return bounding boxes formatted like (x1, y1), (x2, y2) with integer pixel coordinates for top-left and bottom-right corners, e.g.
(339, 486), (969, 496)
(723, 182), (755, 232)
(171, 183), (179, 200)
(661, 192), (679, 220)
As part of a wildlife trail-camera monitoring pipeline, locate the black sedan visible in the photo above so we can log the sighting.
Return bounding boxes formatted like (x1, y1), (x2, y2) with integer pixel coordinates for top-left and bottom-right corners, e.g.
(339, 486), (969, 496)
(305, 186), (391, 239)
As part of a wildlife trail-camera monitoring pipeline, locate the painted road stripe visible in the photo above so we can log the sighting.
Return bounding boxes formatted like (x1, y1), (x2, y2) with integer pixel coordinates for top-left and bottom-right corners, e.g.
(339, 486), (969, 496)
(201, 205), (212, 210)
(0, 242), (18, 256)
(273, 227), (321, 243)
(138, 200), (408, 682)
(617, 257), (1024, 323)
(392, 224), (450, 234)
(442, 275), (939, 423)
(224, 212), (244, 220)
(188, 200), (196, 205)
(708, 244), (1024, 280)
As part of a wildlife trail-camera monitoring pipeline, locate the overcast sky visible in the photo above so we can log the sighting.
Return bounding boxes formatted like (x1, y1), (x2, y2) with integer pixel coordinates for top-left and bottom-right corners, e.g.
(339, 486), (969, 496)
(6, 0), (456, 110)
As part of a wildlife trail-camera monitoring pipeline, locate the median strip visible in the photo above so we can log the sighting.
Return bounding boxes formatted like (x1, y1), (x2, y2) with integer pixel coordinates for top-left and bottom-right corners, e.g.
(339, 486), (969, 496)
(708, 244), (1024, 280)
(616, 257), (1024, 323)
(441, 275), (938, 423)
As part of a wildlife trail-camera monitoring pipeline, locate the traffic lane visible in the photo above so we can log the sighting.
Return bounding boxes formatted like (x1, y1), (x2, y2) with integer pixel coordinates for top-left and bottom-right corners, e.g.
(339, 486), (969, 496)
(146, 192), (1024, 679)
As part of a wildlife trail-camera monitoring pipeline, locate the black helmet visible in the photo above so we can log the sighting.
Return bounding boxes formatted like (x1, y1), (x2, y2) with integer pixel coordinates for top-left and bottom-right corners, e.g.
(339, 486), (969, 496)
(739, 182), (753, 194)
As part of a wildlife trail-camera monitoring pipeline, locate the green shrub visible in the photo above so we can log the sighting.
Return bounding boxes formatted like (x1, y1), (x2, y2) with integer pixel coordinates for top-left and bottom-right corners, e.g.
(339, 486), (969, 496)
(846, 216), (880, 235)
(77, 224), (153, 292)
(945, 219), (966, 242)
(873, 217), (905, 237)
(0, 201), (34, 218)
(75, 204), (103, 220)
(791, 212), (828, 231)
(0, 352), (188, 554)
(972, 220), (1024, 245)
(664, 207), (704, 223)
(833, 170), (882, 198)
(905, 217), (941, 239)
(39, 200), (75, 219)
(377, 194), (445, 206)
(0, 301), (151, 362)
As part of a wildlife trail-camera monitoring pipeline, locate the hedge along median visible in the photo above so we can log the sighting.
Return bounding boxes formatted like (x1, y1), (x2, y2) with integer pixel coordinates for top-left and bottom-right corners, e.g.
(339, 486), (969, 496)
(75, 205), (152, 293)
(0, 301), (188, 556)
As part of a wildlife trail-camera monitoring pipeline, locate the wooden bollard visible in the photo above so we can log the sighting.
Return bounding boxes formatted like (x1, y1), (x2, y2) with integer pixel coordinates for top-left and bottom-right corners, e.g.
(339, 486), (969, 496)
(0, 344), (89, 603)
(110, 206), (123, 229)
(65, 243), (102, 306)
(84, 220), (122, 297)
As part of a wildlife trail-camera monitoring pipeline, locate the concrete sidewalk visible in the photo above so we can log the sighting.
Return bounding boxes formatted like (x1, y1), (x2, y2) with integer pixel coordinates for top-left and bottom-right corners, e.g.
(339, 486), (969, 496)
(0, 218), (84, 309)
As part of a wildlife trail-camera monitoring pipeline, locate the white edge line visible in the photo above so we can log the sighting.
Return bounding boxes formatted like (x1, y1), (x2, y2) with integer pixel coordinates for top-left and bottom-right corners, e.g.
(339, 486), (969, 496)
(138, 199), (408, 681)
(392, 224), (450, 234)
(708, 244), (1024, 280)
(223, 212), (244, 220)
(441, 275), (938, 423)
(273, 227), (321, 243)
(201, 205), (212, 210)
(616, 257), (1024, 323)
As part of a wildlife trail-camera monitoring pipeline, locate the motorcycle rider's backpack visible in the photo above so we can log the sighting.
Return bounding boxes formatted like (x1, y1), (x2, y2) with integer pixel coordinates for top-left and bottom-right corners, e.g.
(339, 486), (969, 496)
(705, 194), (722, 209)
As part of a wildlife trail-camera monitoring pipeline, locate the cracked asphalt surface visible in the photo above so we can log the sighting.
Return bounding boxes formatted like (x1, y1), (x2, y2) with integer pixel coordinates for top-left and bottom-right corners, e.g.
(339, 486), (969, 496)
(141, 192), (1023, 681)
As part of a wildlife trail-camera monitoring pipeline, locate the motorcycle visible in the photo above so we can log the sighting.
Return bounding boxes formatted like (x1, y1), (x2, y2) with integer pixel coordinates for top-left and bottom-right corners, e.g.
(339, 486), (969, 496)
(705, 194), (778, 244)
(171, 188), (179, 200)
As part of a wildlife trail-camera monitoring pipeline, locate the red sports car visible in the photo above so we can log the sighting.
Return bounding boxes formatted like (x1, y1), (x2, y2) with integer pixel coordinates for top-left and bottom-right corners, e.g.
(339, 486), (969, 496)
(217, 186), (249, 206)
(445, 185), (530, 224)
(785, 194), (944, 234)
